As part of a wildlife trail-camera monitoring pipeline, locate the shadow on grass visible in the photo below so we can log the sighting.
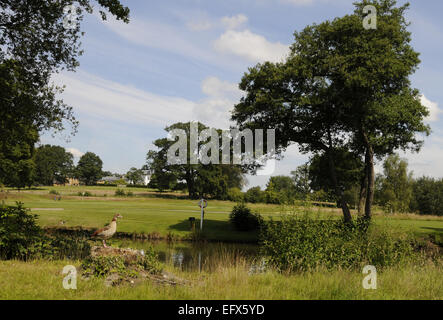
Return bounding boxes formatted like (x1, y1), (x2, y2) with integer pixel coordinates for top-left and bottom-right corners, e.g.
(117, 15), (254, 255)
(168, 219), (234, 232)
(168, 219), (259, 243)
(421, 227), (443, 234)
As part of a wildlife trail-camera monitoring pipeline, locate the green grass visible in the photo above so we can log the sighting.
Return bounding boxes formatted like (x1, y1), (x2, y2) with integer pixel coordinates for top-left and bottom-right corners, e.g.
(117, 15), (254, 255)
(1, 186), (442, 242)
(0, 259), (441, 300)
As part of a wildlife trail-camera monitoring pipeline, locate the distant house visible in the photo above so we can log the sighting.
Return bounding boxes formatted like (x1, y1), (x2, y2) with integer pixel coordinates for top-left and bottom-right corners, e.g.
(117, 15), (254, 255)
(53, 178), (79, 186)
(142, 171), (152, 186)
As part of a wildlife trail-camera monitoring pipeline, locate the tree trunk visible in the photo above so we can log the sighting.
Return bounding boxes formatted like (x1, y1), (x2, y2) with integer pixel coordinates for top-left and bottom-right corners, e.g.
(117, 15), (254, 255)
(363, 139), (375, 220)
(327, 148), (352, 223)
(358, 173), (367, 216)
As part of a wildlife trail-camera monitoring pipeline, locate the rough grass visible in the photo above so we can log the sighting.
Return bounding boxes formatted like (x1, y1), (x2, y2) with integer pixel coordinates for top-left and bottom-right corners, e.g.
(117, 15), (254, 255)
(0, 259), (441, 300)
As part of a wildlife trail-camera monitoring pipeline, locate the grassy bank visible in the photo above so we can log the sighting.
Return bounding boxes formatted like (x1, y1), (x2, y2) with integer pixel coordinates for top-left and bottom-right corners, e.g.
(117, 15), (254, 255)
(0, 259), (441, 300)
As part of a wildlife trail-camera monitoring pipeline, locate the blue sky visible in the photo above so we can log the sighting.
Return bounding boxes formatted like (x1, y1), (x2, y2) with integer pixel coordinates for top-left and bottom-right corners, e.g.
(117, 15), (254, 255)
(41, 0), (443, 188)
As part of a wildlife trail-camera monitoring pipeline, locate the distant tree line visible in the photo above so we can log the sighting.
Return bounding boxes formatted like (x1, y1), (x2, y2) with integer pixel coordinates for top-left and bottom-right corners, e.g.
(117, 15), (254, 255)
(234, 154), (443, 217)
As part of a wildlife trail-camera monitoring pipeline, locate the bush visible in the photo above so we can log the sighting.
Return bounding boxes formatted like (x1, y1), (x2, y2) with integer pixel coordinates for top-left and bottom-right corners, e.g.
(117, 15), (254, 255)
(81, 247), (162, 278)
(260, 214), (416, 271)
(229, 203), (263, 231)
(114, 189), (126, 197)
(77, 191), (92, 197)
(0, 203), (91, 260)
(244, 187), (265, 203)
(49, 189), (59, 195)
(0, 203), (44, 260)
(227, 187), (244, 202)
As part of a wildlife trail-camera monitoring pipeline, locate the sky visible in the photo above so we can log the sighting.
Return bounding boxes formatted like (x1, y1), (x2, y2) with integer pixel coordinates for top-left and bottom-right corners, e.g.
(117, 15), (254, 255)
(41, 0), (443, 189)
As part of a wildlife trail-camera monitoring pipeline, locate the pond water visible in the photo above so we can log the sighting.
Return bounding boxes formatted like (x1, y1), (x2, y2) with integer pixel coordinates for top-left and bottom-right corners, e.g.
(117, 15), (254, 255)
(116, 240), (260, 272)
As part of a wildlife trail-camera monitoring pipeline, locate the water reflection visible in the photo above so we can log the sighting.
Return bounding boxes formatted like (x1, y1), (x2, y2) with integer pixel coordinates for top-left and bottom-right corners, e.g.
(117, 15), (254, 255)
(117, 240), (260, 272)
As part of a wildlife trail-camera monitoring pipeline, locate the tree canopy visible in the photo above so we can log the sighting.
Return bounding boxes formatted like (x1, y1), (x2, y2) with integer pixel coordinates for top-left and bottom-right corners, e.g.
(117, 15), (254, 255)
(232, 0), (429, 222)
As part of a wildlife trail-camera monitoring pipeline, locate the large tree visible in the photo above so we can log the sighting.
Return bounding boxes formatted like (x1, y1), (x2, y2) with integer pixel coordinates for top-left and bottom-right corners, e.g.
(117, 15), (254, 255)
(34, 145), (74, 185)
(232, 0), (429, 222)
(0, 1), (129, 184)
(76, 152), (103, 185)
(146, 122), (246, 199)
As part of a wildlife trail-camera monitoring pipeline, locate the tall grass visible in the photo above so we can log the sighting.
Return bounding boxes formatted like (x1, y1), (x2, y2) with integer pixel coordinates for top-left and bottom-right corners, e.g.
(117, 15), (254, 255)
(0, 258), (441, 300)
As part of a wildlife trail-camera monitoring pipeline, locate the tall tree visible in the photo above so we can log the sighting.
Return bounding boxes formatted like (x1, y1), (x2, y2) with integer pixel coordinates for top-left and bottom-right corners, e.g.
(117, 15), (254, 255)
(126, 167), (144, 185)
(76, 152), (103, 185)
(34, 145), (74, 185)
(146, 122), (246, 199)
(232, 0), (429, 222)
(375, 154), (413, 213)
(291, 164), (311, 200)
(0, 1), (129, 184)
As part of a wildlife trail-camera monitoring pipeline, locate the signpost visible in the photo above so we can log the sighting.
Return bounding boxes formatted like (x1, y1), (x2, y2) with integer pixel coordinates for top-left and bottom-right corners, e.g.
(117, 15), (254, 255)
(198, 198), (208, 231)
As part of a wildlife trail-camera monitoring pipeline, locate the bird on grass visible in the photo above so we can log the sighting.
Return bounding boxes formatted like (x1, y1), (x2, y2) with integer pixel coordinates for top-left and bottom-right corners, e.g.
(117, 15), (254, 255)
(92, 213), (123, 248)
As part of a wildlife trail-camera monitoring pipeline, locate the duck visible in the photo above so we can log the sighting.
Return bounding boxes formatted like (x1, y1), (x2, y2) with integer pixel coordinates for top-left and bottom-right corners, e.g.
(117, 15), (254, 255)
(92, 213), (123, 247)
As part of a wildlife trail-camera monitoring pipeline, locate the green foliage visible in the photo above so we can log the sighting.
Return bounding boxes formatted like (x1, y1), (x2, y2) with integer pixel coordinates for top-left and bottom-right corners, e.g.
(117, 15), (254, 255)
(126, 167), (144, 185)
(0, 203), (44, 260)
(77, 191), (93, 197)
(231, 0), (430, 220)
(76, 152), (103, 185)
(266, 176), (296, 204)
(0, 1), (130, 187)
(410, 177), (443, 216)
(49, 189), (59, 195)
(34, 145), (74, 185)
(260, 214), (416, 271)
(226, 187), (244, 203)
(146, 122), (246, 199)
(375, 154), (413, 213)
(114, 189), (133, 197)
(0, 203), (90, 260)
(229, 203), (263, 231)
(244, 186), (265, 204)
(81, 247), (162, 278)
(291, 165), (311, 200)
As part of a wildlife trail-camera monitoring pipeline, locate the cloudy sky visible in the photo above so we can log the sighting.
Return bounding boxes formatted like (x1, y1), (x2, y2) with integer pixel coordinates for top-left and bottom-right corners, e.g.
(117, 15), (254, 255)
(41, 0), (443, 188)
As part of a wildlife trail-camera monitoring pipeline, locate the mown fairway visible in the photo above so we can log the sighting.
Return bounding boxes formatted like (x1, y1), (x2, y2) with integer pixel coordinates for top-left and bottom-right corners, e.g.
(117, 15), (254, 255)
(1, 186), (442, 243)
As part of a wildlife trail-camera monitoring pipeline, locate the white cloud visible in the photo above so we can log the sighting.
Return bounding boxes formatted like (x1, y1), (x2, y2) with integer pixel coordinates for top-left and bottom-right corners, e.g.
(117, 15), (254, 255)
(193, 77), (243, 129)
(54, 71), (196, 127)
(214, 29), (289, 63)
(187, 20), (213, 31)
(221, 14), (248, 30)
(421, 94), (441, 122)
(53, 71), (241, 131)
(100, 14), (214, 63)
(66, 148), (84, 158)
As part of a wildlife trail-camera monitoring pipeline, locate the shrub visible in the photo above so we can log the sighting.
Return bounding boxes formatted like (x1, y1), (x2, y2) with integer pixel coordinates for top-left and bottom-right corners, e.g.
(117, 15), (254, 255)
(229, 203), (263, 231)
(77, 191), (92, 197)
(81, 247), (162, 278)
(244, 187), (265, 203)
(227, 187), (244, 202)
(114, 189), (126, 196)
(260, 214), (416, 271)
(0, 203), (44, 260)
(126, 191), (134, 197)
(0, 203), (91, 260)
(49, 189), (59, 195)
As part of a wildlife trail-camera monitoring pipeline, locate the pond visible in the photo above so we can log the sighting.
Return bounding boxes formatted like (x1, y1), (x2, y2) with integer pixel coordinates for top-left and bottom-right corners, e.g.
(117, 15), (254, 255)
(116, 240), (261, 272)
